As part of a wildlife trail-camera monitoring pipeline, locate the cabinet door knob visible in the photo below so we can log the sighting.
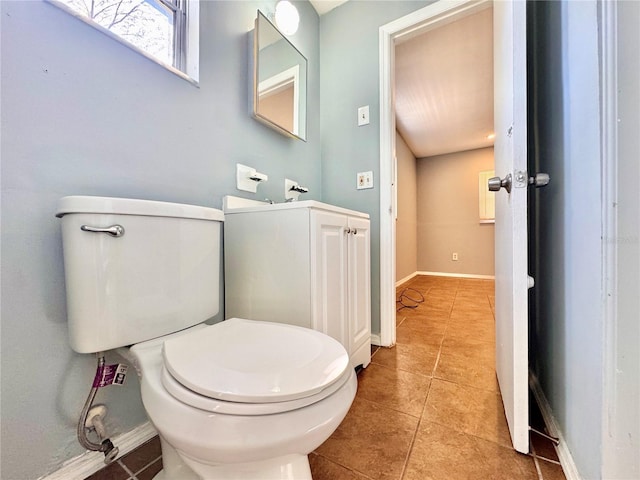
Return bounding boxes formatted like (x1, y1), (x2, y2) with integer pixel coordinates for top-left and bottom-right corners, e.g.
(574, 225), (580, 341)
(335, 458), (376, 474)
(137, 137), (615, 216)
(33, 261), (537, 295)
(352, 228), (357, 235)
(345, 228), (352, 234)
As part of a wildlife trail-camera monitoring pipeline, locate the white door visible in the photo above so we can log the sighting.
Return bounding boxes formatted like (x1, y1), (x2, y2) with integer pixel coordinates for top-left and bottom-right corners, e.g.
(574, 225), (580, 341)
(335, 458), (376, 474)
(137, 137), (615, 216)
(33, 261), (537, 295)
(492, 0), (529, 454)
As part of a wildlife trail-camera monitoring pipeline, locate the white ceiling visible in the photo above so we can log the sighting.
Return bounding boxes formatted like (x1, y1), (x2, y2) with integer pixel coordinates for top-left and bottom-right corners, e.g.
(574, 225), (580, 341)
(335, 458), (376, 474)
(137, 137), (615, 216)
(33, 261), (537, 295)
(395, 6), (494, 158)
(309, 0), (348, 16)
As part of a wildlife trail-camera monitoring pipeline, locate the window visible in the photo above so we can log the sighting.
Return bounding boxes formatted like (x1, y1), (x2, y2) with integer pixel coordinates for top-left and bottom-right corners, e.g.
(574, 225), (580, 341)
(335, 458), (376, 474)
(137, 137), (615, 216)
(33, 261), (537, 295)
(478, 170), (496, 223)
(50, 0), (199, 83)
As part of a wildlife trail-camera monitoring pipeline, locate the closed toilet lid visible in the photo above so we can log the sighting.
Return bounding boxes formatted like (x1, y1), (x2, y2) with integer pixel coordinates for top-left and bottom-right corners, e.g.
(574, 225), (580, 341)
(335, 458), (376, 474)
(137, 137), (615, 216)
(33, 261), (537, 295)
(162, 318), (350, 403)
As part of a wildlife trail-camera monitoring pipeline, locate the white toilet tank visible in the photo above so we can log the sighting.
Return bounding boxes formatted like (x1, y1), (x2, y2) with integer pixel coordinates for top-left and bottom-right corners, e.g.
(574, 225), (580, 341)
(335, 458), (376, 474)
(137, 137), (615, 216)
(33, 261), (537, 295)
(56, 196), (224, 354)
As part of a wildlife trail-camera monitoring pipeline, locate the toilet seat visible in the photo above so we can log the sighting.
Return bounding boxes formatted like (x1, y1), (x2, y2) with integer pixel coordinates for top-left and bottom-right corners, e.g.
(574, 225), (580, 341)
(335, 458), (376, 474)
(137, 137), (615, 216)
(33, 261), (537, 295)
(161, 363), (353, 415)
(161, 318), (352, 414)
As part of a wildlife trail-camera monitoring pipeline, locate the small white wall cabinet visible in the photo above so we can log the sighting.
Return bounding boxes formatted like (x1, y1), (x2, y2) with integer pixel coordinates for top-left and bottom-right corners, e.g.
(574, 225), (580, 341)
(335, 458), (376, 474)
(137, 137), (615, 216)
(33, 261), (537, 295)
(224, 199), (371, 370)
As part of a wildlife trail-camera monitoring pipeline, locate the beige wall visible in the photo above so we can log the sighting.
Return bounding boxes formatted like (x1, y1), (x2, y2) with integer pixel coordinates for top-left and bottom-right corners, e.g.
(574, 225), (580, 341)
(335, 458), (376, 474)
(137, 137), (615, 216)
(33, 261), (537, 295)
(417, 147), (495, 275)
(395, 132), (418, 282)
(259, 85), (295, 132)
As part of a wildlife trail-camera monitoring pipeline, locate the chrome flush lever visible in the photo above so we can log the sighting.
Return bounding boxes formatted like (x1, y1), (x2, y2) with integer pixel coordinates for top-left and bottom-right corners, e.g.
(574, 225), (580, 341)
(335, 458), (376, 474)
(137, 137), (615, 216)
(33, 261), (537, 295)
(81, 225), (125, 237)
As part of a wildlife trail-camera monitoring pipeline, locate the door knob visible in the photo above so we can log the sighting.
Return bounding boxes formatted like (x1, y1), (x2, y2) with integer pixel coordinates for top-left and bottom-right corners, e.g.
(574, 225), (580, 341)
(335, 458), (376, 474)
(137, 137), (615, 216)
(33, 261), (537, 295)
(488, 174), (512, 194)
(529, 173), (550, 188)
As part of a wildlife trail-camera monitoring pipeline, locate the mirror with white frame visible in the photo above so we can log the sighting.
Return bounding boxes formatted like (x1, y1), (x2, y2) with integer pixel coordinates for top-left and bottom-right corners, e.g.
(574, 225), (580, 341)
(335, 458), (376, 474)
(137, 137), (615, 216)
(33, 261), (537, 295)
(253, 10), (307, 141)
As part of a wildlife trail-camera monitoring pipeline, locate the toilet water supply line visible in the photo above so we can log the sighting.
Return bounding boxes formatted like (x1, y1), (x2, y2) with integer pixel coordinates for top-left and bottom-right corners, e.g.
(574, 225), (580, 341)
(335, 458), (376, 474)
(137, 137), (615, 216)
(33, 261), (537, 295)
(78, 352), (119, 464)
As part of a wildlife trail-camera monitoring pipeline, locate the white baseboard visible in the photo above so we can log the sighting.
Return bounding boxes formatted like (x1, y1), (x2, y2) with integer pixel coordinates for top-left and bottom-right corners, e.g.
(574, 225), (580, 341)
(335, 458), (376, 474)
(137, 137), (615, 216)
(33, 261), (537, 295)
(529, 373), (581, 480)
(370, 334), (382, 346)
(38, 421), (157, 480)
(395, 271), (418, 287)
(396, 271), (494, 287)
(417, 271), (495, 280)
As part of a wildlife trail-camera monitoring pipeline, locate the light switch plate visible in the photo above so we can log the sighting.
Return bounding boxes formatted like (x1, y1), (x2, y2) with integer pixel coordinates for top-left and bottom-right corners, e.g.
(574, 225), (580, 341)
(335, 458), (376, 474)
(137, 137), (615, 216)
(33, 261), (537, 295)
(357, 171), (373, 190)
(357, 105), (370, 126)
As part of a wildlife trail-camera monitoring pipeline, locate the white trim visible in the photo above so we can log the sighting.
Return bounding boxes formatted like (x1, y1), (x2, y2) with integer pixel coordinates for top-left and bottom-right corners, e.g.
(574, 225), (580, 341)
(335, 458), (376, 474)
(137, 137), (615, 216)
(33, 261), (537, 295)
(379, 17), (396, 348)
(395, 271), (418, 287)
(599, 1), (629, 477)
(417, 271), (495, 280)
(38, 422), (157, 480)
(529, 374), (581, 480)
(370, 333), (382, 346)
(396, 271), (495, 285)
(378, 0), (491, 349)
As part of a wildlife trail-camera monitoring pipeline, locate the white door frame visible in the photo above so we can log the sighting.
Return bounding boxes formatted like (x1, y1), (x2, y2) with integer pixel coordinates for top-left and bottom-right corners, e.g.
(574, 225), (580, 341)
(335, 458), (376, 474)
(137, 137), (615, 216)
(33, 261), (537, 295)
(378, 0), (491, 347)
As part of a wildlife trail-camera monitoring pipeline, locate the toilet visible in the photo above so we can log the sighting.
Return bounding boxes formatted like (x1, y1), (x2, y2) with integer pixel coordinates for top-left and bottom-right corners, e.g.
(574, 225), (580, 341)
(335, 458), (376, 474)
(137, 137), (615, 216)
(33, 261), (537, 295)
(56, 196), (357, 480)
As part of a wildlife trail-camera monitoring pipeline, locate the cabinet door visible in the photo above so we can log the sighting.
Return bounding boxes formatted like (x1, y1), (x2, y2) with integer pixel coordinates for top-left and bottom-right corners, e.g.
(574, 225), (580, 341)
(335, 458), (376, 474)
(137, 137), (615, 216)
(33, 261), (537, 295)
(310, 211), (349, 349)
(348, 216), (371, 356)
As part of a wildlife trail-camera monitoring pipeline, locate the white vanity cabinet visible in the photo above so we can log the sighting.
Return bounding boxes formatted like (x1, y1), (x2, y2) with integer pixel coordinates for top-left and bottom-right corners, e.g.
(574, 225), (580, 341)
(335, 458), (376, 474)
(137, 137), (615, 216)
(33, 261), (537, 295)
(224, 198), (371, 370)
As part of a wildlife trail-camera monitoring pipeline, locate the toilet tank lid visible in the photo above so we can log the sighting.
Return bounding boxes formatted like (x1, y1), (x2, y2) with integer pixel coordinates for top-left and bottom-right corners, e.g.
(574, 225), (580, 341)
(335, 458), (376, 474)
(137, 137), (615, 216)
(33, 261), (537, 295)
(56, 196), (224, 222)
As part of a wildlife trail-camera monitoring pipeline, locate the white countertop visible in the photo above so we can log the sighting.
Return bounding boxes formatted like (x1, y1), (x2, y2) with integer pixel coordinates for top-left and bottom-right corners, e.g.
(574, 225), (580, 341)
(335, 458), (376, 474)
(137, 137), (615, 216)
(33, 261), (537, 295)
(222, 196), (369, 219)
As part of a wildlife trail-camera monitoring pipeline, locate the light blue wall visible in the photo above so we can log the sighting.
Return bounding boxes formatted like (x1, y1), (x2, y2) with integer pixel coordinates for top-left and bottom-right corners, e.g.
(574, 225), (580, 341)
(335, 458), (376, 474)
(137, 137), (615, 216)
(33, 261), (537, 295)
(2, 0), (620, 478)
(319, 0), (431, 335)
(0, 1), (319, 478)
(528, 1), (604, 478)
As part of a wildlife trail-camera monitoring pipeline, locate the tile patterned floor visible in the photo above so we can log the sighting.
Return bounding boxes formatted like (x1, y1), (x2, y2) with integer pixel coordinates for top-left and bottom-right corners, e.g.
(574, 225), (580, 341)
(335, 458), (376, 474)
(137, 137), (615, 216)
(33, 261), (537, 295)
(87, 275), (566, 480)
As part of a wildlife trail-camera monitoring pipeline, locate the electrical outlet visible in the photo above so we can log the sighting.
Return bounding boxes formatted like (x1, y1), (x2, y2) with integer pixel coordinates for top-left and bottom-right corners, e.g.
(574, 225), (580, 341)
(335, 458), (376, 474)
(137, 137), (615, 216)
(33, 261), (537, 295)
(357, 171), (373, 190)
(452, 252), (459, 261)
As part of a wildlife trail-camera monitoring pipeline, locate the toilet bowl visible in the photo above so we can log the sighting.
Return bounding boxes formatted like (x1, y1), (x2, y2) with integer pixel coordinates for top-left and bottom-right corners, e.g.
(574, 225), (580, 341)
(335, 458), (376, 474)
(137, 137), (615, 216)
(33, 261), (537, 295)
(130, 319), (357, 479)
(56, 196), (358, 480)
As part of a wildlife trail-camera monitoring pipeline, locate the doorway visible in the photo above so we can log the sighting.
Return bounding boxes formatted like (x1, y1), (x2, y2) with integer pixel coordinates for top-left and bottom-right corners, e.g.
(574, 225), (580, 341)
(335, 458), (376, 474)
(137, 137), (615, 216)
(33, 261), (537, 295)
(393, 4), (495, 291)
(378, 0), (494, 349)
(379, 0), (532, 455)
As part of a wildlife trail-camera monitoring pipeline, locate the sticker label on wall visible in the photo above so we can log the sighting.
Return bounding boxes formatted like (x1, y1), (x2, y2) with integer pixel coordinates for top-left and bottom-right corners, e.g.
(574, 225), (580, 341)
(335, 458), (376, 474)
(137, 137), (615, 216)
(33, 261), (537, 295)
(93, 363), (129, 388)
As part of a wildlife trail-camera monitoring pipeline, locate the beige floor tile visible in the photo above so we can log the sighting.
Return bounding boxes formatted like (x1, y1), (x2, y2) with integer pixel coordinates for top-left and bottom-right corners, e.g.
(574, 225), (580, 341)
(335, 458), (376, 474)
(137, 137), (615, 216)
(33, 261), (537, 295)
(372, 342), (438, 377)
(401, 315), (449, 332)
(403, 421), (538, 480)
(450, 300), (493, 315)
(434, 346), (499, 392)
(441, 333), (496, 352)
(396, 323), (446, 348)
(356, 363), (431, 417)
(458, 279), (494, 294)
(425, 296), (456, 311)
(411, 305), (452, 318)
(446, 320), (495, 344)
(448, 308), (495, 323)
(440, 339), (495, 361)
(422, 379), (513, 448)
(398, 304), (436, 317)
(449, 302), (493, 315)
(455, 288), (493, 299)
(309, 453), (373, 480)
(427, 277), (460, 288)
(315, 397), (419, 480)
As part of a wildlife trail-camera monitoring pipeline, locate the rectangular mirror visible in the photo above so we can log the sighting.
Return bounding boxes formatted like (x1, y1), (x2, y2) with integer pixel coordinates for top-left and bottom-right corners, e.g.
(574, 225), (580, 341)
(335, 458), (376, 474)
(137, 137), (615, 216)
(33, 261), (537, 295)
(253, 10), (307, 141)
